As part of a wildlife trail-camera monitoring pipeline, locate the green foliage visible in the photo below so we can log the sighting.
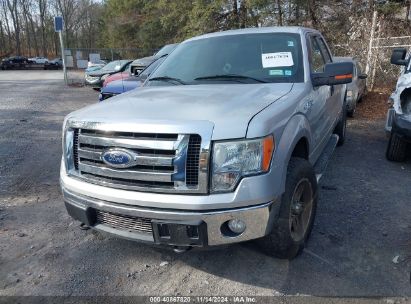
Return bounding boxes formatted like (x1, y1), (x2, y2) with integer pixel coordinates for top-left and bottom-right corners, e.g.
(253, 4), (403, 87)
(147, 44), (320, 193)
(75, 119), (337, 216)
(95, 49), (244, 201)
(376, 1), (403, 16)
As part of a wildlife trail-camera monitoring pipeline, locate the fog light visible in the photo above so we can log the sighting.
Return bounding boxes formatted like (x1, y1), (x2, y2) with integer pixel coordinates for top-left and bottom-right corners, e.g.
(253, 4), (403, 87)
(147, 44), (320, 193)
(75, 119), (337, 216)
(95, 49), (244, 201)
(228, 219), (246, 234)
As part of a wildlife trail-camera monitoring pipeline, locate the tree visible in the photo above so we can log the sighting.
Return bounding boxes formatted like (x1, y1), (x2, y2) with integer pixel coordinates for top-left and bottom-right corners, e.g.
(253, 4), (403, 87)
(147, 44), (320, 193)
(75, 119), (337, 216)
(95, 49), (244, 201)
(6, 0), (21, 55)
(38, 0), (48, 56)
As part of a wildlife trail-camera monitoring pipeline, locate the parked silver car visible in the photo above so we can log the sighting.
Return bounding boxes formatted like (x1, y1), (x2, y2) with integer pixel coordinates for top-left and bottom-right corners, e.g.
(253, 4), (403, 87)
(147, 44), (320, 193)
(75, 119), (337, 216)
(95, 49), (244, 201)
(334, 57), (367, 117)
(61, 27), (353, 259)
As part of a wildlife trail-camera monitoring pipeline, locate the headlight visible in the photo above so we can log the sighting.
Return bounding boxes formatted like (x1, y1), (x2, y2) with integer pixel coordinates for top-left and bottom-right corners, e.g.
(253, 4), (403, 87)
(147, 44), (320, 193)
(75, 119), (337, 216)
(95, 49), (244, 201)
(62, 120), (78, 175)
(211, 135), (274, 193)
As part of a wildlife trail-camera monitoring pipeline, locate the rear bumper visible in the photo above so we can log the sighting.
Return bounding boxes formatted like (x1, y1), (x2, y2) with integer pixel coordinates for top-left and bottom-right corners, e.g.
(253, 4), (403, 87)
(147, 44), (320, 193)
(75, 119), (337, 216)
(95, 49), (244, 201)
(62, 187), (280, 247)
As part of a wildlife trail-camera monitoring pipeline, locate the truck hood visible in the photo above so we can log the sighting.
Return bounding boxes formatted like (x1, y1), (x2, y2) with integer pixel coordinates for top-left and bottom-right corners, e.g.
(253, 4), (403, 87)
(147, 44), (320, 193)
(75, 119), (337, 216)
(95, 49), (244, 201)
(67, 83), (293, 140)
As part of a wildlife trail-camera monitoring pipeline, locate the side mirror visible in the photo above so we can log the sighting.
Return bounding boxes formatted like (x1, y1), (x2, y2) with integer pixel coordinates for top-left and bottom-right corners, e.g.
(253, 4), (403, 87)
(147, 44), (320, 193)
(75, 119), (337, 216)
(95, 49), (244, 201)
(391, 48), (408, 66)
(311, 62), (354, 86)
(358, 73), (368, 80)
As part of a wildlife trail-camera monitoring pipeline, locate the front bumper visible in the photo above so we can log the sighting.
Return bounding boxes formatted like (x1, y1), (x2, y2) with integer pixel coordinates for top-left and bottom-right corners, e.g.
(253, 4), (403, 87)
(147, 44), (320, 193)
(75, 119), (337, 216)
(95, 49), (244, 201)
(385, 108), (411, 140)
(62, 187), (279, 247)
(84, 77), (102, 87)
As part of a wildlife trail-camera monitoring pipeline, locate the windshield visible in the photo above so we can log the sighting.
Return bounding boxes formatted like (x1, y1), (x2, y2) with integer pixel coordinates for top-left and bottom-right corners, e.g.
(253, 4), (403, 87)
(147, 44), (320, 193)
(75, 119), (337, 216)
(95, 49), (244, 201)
(148, 33), (303, 85)
(154, 44), (178, 59)
(140, 57), (166, 79)
(102, 60), (127, 71)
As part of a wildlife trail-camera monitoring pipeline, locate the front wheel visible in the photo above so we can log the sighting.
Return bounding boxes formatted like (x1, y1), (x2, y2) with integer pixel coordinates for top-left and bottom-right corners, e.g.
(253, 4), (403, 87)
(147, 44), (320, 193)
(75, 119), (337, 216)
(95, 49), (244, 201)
(257, 157), (318, 259)
(386, 133), (408, 162)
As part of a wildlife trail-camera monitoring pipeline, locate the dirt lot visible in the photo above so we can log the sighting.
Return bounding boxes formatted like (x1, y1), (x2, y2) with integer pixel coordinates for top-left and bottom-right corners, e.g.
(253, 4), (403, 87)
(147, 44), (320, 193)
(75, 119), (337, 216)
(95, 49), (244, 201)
(0, 70), (410, 299)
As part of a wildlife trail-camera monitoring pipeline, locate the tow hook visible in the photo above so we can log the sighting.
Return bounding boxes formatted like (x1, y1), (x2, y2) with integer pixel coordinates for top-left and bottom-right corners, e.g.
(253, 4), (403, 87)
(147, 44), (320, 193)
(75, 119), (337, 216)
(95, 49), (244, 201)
(173, 246), (192, 253)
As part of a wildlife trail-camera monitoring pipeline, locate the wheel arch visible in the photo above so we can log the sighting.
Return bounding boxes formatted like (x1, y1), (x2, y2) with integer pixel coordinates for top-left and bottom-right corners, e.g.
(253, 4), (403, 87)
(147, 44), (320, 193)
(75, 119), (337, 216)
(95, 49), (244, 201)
(271, 114), (313, 195)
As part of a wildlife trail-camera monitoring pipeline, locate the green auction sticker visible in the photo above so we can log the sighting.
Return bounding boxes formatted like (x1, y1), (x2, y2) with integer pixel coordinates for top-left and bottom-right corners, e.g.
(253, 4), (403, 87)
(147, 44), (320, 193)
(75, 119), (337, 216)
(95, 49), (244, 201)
(269, 69), (284, 76)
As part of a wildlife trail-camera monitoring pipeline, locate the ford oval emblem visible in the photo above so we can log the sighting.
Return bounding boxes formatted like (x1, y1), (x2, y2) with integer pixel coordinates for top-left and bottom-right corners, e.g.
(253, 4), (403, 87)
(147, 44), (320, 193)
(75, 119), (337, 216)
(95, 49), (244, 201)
(101, 149), (136, 168)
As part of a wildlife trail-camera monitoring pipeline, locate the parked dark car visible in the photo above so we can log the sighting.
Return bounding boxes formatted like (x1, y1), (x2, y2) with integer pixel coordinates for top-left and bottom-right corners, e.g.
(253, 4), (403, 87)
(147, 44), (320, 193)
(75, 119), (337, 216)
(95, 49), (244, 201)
(1, 56), (29, 70)
(130, 43), (178, 75)
(44, 58), (63, 70)
(99, 56), (167, 101)
(85, 60), (132, 89)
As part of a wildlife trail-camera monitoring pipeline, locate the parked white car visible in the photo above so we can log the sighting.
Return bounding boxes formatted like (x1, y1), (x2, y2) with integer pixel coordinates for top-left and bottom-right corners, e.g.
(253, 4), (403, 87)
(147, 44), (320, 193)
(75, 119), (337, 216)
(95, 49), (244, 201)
(29, 56), (49, 64)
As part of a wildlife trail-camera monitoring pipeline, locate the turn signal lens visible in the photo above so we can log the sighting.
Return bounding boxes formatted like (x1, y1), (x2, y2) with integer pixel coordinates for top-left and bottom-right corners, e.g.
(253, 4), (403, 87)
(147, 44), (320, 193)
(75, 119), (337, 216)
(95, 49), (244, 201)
(335, 74), (352, 80)
(262, 135), (274, 172)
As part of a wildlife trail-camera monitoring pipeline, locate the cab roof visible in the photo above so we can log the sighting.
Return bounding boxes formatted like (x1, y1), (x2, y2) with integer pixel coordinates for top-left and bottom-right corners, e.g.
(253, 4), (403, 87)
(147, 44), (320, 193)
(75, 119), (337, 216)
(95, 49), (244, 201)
(186, 26), (321, 42)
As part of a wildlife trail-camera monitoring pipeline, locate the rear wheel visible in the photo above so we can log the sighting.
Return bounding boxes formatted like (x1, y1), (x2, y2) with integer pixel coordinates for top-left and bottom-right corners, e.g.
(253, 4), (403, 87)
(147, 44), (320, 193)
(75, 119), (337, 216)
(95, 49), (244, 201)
(386, 133), (408, 162)
(257, 158), (318, 259)
(334, 107), (347, 146)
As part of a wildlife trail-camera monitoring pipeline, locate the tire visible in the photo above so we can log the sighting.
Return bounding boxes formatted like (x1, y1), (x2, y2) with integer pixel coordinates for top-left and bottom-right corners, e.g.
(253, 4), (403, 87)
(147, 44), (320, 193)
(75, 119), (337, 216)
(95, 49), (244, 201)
(257, 157), (318, 260)
(386, 133), (408, 162)
(334, 106), (347, 146)
(347, 97), (357, 118)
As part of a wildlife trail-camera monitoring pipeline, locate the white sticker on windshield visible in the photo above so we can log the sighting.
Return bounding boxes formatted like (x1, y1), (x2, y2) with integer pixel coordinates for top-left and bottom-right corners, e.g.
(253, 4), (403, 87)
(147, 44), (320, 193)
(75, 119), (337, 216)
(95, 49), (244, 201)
(261, 52), (294, 68)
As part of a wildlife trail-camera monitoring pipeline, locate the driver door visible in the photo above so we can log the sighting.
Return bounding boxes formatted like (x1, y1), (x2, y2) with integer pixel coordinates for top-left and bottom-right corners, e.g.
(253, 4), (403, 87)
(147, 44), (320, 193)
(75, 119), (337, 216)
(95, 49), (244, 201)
(306, 35), (336, 158)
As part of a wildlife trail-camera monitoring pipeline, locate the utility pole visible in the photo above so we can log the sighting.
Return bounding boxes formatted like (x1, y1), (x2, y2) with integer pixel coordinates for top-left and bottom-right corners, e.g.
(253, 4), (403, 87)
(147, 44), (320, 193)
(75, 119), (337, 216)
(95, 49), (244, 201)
(365, 11), (378, 77)
(54, 16), (67, 85)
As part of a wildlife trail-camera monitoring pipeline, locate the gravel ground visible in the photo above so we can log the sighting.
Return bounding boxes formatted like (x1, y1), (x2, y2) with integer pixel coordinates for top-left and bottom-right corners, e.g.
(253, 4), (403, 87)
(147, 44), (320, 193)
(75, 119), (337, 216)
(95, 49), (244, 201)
(0, 71), (410, 300)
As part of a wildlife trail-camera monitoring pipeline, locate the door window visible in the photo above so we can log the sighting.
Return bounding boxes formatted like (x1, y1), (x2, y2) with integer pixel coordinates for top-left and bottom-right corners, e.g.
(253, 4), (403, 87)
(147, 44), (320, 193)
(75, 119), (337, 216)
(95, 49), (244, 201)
(316, 38), (332, 64)
(309, 36), (326, 73)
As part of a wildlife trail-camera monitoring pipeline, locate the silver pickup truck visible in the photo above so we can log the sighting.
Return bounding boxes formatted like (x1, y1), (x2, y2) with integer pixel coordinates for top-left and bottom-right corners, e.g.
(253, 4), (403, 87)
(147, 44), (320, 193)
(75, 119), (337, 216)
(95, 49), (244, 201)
(61, 27), (353, 259)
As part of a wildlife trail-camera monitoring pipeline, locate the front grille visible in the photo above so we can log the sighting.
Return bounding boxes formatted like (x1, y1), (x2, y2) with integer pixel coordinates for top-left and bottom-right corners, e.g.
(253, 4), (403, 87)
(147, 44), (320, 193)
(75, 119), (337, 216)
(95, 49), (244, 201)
(70, 128), (203, 193)
(85, 75), (99, 82)
(73, 129), (79, 170)
(186, 135), (201, 186)
(95, 210), (152, 234)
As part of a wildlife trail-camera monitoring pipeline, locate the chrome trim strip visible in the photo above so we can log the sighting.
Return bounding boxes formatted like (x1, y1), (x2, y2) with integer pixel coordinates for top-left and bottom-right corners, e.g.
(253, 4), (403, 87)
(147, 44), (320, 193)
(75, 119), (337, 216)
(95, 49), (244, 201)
(79, 163), (175, 182)
(78, 148), (174, 166)
(69, 174), (198, 193)
(132, 155), (173, 166)
(78, 148), (101, 161)
(79, 134), (177, 151)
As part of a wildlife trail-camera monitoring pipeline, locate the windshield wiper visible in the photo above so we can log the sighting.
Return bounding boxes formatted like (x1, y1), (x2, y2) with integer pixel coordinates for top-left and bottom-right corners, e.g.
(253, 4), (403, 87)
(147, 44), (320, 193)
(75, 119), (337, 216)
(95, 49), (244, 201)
(194, 74), (268, 83)
(148, 76), (186, 85)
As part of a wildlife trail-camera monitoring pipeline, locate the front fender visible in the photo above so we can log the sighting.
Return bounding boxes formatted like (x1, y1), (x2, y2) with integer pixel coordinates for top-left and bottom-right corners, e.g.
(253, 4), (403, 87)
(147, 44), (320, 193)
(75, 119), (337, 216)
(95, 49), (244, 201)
(271, 114), (313, 194)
